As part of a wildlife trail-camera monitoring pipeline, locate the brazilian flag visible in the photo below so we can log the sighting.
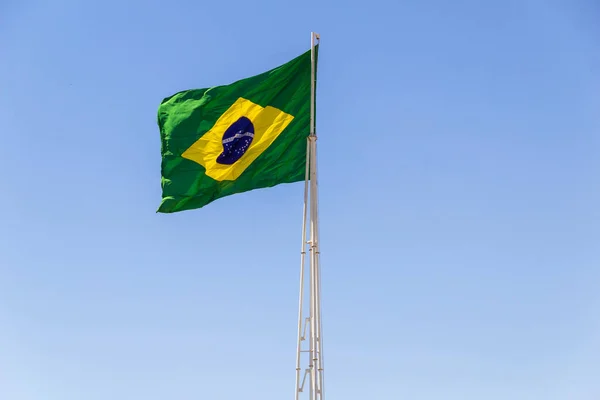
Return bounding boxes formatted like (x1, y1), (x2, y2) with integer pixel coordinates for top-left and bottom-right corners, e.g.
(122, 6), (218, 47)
(157, 46), (317, 213)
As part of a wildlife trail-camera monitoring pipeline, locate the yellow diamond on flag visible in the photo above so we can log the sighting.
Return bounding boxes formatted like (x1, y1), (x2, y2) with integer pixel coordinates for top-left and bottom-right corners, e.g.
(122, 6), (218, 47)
(181, 97), (295, 182)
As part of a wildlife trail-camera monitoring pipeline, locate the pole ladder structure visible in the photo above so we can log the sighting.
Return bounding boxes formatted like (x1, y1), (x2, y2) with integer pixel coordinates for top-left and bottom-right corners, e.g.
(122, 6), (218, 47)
(295, 31), (324, 400)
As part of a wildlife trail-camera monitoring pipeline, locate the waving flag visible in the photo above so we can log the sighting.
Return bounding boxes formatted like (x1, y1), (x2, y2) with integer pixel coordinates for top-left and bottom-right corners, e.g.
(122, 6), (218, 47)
(157, 47), (315, 213)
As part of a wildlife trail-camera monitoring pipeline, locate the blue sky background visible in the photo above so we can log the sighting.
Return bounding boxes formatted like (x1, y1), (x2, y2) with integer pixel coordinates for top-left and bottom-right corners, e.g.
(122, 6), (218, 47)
(1, 0), (599, 399)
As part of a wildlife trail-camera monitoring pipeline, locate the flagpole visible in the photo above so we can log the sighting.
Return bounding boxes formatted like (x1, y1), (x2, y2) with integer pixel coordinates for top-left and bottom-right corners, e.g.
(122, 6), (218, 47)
(295, 31), (323, 400)
(308, 31), (324, 400)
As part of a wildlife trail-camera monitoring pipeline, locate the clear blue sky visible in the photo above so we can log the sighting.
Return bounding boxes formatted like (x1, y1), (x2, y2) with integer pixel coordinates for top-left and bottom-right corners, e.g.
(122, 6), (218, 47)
(1, 0), (599, 399)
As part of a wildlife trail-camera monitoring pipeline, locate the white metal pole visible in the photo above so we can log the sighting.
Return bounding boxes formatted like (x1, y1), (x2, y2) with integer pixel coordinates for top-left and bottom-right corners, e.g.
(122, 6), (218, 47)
(308, 31), (323, 400)
(309, 30), (317, 400)
(309, 141), (318, 400)
(312, 142), (325, 399)
(309, 191), (316, 400)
